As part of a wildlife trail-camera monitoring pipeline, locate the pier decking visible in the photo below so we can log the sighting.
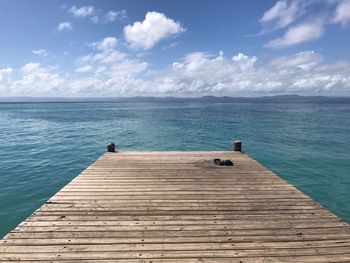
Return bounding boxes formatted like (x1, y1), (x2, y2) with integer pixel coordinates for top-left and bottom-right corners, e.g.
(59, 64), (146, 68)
(1, 150), (350, 262)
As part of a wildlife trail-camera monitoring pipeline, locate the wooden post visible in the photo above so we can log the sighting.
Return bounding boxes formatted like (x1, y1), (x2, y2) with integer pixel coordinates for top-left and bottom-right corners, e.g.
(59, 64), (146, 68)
(107, 142), (116, 152)
(233, 140), (242, 152)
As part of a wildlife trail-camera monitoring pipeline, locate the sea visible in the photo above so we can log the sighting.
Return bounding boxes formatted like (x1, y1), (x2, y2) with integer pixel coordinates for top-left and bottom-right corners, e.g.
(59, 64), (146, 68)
(0, 101), (349, 238)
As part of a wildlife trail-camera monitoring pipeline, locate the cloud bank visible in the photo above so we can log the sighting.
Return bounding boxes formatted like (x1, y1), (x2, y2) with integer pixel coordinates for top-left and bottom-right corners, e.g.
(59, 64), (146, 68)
(1, 48), (349, 96)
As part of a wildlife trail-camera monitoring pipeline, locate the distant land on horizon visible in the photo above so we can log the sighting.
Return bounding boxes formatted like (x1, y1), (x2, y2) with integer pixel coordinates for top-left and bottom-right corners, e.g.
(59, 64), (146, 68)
(1, 95), (350, 103)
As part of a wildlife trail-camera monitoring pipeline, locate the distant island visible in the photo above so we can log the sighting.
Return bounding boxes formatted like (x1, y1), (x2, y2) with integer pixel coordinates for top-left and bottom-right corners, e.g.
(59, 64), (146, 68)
(1, 95), (350, 103)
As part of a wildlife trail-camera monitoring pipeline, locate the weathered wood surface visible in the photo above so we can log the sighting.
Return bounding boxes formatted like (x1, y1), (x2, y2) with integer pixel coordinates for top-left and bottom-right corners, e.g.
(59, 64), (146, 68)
(1, 151), (350, 262)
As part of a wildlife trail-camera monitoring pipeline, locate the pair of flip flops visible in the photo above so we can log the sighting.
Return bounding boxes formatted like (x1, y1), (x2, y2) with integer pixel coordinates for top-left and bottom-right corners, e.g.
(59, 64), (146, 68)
(213, 159), (233, 166)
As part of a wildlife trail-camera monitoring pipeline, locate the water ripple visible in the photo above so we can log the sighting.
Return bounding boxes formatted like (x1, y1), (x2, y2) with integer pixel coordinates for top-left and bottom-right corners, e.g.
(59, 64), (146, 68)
(0, 102), (349, 237)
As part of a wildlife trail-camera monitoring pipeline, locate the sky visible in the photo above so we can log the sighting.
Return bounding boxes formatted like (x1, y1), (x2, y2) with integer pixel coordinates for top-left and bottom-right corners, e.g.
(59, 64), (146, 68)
(0, 0), (350, 97)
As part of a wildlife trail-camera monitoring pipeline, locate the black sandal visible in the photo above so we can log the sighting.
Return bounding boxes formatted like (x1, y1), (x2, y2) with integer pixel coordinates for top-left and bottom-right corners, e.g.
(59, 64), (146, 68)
(213, 159), (222, 165)
(222, 159), (233, 166)
(213, 159), (233, 166)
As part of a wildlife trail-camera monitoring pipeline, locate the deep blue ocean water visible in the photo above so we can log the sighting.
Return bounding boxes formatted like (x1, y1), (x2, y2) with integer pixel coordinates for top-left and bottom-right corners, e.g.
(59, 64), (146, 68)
(0, 102), (349, 238)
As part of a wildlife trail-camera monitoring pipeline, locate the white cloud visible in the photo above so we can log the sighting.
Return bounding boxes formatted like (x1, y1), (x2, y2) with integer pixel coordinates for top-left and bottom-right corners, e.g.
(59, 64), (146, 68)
(260, 0), (299, 30)
(69, 6), (95, 18)
(84, 37), (121, 65)
(174, 52), (210, 71)
(32, 49), (48, 57)
(0, 67), (12, 79)
(94, 50), (126, 64)
(0, 67), (13, 82)
(68, 6), (126, 24)
(2, 51), (350, 96)
(76, 36), (142, 77)
(105, 10), (127, 23)
(110, 61), (148, 78)
(57, 22), (72, 32)
(1, 63), (65, 96)
(167, 52), (259, 94)
(124, 11), (185, 50)
(266, 21), (324, 48)
(75, 65), (93, 73)
(91, 37), (118, 51)
(0, 67), (13, 93)
(78, 47), (126, 65)
(269, 51), (321, 70)
(161, 51), (350, 95)
(21, 62), (41, 73)
(232, 53), (258, 70)
(332, 0), (350, 27)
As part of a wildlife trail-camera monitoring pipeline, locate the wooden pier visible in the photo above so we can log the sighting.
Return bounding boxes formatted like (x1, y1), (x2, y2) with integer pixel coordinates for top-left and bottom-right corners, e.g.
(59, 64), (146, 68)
(1, 144), (350, 262)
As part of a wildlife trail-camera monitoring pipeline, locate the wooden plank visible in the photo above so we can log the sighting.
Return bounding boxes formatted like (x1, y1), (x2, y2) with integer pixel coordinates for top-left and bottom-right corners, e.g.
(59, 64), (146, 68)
(1, 150), (349, 262)
(7, 227), (350, 239)
(4, 233), (350, 245)
(2, 247), (350, 260)
(2, 240), (350, 252)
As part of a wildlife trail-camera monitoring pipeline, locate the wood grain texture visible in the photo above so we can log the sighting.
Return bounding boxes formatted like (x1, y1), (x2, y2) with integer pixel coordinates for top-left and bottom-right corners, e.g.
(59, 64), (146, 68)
(1, 151), (349, 262)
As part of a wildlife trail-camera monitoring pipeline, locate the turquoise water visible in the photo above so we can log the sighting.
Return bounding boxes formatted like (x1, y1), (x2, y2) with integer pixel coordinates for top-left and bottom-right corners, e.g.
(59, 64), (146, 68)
(0, 102), (349, 238)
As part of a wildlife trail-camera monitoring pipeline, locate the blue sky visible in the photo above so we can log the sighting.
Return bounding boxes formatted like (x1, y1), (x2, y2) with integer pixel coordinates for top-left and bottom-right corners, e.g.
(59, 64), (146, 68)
(0, 0), (349, 97)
